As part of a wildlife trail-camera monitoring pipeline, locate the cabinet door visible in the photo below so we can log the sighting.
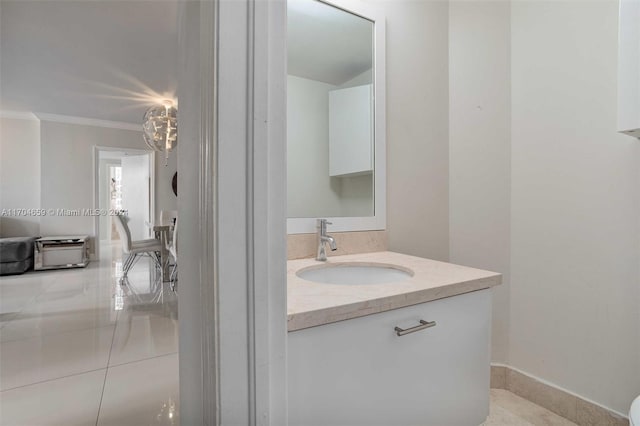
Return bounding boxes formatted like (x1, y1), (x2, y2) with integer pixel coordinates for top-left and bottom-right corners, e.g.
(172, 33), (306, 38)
(288, 289), (491, 426)
(329, 84), (373, 177)
(618, 0), (640, 137)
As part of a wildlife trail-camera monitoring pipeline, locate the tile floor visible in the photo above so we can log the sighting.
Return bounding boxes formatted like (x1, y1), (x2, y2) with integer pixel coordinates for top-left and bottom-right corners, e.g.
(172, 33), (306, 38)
(0, 244), (577, 426)
(487, 389), (578, 426)
(0, 244), (178, 426)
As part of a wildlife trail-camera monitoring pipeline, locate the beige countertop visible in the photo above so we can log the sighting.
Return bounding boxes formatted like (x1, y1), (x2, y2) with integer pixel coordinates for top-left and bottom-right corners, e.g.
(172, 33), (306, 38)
(287, 251), (502, 331)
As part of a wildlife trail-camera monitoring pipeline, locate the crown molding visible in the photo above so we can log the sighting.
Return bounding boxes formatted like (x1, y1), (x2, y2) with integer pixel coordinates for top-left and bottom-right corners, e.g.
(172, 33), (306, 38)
(34, 112), (141, 131)
(0, 110), (142, 131)
(0, 110), (39, 121)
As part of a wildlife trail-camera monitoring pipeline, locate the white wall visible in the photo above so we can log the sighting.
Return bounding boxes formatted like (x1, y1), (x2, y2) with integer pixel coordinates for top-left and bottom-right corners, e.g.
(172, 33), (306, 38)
(449, 0), (511, 364)
(38, 120), (177, 253)
(510, 1), (640, 414)
(0, 117), (41, 237)
(154, 150), (178, 223)
(450, 0), (640, 415)
(335, 174), (374, 217)
(366, 0), (450, 261)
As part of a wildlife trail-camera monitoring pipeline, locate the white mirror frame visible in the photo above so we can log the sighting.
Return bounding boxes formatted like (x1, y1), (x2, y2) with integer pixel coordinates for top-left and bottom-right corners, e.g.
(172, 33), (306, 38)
(287, 0), (386, 234)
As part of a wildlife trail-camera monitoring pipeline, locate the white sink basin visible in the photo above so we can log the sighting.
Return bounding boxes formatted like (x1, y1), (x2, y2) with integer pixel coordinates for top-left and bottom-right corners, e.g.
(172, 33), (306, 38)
(296, 263), (413, 285)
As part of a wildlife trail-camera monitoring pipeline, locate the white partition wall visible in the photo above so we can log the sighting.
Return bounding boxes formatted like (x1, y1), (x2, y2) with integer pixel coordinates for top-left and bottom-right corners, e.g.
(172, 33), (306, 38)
(177, 0), (287, 424)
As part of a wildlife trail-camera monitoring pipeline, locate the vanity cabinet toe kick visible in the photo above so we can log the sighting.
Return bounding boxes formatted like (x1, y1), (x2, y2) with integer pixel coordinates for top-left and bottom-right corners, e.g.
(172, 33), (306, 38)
(287, 289), (492, 426)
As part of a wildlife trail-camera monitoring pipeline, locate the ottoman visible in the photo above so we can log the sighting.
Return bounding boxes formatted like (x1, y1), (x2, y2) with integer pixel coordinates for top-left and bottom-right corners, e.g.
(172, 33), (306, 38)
(0, 237), (38, 275)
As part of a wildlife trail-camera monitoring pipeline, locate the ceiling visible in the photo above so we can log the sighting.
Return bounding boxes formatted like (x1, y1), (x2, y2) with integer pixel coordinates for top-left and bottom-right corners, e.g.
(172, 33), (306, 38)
(0, 0), (178, 124)
(1, 0), (372, 123)
(287, 0), (373, 86)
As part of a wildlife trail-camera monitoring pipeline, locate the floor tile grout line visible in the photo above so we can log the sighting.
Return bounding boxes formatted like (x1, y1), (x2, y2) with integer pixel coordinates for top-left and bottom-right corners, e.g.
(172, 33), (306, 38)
(93, 369), (109, 426)
(95, 309), (120, 426)
(0, 299), (173, 391)
(0, 274), (60, 329)
(1, 251), (179, 424)
(107, 351), (179, 369)
(0, 275), (115, 393)
(0, 366), (109, 393)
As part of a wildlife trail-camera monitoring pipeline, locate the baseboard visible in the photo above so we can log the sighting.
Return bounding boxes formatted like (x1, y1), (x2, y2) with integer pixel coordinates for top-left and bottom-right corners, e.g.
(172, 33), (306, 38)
(490, 364), (629, 426)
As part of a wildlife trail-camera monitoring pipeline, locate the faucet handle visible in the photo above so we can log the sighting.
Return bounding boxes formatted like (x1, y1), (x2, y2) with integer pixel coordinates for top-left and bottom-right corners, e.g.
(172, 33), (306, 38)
(317, 218), (332, 227)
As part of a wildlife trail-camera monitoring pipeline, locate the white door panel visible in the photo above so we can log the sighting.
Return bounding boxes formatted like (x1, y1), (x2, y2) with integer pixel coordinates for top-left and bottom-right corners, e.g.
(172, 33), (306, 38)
(120, 155), (151, 241)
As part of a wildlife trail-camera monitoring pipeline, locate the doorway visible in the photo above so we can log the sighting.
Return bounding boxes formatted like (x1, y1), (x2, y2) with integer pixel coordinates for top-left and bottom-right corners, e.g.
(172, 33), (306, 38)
(99, 161), (122, 243)
(94, 147), (155, 260)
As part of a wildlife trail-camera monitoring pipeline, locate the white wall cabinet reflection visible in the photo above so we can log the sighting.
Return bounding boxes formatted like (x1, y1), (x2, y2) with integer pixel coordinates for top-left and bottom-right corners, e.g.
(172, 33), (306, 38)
(329, 84), (373, 177)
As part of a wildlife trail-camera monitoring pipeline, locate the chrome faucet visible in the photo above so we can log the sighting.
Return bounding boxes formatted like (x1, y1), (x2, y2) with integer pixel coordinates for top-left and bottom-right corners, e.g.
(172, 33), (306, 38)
(316, 219), (337, 261)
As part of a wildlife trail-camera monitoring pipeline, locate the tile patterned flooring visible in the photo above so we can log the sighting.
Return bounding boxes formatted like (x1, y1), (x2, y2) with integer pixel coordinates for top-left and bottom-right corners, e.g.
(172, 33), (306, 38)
(0, 244), (578, 426)
(487, 389), (578, 426)
(0, 244), (178, 426)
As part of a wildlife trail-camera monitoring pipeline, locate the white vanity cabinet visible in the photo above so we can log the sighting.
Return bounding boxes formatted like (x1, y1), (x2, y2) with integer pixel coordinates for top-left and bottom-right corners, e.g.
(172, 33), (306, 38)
(288, 289), (492, 426)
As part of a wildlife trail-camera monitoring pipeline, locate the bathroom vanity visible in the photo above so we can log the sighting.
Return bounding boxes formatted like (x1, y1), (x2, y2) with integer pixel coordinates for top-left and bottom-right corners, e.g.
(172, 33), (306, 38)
(287, 251), (502, 426)
(285, 0), (501, 424)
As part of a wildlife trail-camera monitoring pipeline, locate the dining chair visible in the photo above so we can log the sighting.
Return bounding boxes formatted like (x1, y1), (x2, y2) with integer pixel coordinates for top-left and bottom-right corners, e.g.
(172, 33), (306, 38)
(114, 214), (163, 281)
(160, 209), (178, 247)
(160, 210), (178, 225)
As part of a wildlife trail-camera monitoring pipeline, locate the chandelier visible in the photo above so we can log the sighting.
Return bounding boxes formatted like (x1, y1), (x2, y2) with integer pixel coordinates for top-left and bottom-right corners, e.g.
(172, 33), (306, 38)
(143, 100), (177, 165)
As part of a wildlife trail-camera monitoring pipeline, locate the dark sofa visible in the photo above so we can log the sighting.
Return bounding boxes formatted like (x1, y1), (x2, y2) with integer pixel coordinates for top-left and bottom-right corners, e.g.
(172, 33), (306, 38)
(0, 237), (38, 275)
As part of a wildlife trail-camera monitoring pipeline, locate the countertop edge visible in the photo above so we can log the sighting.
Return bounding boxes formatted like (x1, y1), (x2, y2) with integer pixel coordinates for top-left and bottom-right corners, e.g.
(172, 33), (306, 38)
(287, 274), (500, 332)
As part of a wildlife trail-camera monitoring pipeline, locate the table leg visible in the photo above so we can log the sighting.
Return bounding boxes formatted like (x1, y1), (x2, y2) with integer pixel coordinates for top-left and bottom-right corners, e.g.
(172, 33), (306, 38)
(160, 231), (170, 282)
(153, 229), (170, 282)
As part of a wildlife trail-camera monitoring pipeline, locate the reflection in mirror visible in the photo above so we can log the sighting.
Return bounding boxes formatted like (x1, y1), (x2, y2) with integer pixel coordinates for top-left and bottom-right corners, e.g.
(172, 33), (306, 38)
(287, 0), (374, 219)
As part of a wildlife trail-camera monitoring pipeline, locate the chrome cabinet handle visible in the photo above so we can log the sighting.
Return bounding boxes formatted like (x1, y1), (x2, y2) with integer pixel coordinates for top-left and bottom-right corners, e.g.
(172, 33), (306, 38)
(394, 320), (436, 336)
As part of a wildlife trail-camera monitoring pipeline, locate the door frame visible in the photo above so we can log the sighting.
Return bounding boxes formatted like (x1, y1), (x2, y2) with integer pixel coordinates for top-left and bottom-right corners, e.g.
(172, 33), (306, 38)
(92, 146), (155, 260)
(177, 0), (287, 424)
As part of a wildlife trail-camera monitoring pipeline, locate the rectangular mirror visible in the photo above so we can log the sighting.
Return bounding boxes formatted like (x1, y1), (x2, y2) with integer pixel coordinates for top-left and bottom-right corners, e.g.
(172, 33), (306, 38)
(287, 0), (385, 234)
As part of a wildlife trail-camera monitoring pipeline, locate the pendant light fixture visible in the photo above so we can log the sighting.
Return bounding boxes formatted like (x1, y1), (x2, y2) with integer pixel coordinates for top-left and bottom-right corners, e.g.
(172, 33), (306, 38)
(142, 100), (177, 165)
